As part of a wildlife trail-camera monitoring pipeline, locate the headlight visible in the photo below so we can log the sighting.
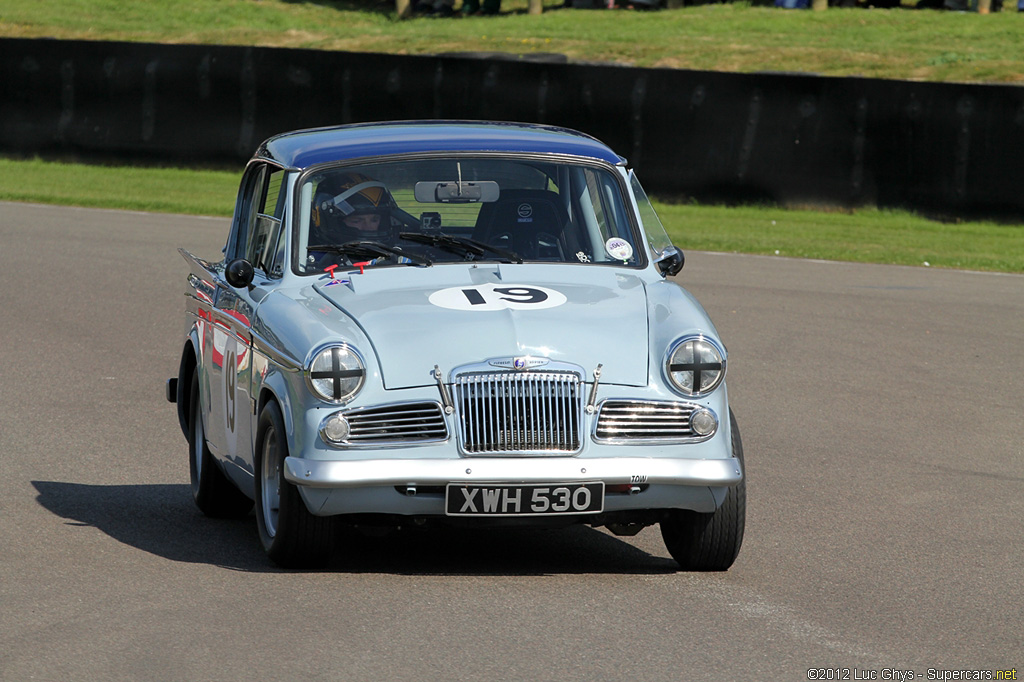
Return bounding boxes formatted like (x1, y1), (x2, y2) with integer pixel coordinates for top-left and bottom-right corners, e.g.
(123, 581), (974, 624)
(306, 344), (365, 403)
(665, 335), (726, 397)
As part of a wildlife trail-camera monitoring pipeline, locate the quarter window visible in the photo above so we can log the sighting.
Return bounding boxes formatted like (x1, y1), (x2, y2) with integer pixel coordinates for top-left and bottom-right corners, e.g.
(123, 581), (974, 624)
(629, 171), (674, 263)
(232, 164), (287, 278)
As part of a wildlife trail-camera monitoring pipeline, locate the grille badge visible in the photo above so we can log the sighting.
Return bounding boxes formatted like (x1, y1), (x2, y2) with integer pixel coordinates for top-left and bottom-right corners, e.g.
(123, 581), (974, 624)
(488, 356), (549, 371)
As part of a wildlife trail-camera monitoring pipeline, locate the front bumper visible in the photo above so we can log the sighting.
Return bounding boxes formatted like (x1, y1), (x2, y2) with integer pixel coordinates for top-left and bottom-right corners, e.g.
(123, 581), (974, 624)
(284, 455), (742, 489)
(284, 455), (742, 517)
(282, 379), (741, 517)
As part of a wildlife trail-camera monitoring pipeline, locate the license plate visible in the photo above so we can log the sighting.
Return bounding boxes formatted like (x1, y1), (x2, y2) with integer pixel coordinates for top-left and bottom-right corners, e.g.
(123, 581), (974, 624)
(445, 482), (604, 517)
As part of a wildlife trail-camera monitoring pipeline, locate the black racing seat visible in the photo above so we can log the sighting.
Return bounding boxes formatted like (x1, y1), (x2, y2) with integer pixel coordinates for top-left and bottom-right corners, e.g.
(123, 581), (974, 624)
(472, 189), (573, 261)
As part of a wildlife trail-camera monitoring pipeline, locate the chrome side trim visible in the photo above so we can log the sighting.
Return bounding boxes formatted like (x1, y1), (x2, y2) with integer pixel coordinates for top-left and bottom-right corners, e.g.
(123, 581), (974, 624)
(250, 331), (303, 373)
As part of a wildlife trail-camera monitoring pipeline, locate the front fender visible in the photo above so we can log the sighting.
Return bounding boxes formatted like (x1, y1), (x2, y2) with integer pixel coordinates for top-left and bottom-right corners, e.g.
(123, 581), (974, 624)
(251, 348), (305, 466)
(645, 278), (720, 358)
(250, 287), (379, 460)
(175, 328), (202, 440)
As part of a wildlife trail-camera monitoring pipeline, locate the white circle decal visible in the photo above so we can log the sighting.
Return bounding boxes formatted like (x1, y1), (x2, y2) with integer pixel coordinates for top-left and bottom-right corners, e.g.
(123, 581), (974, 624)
(429, 284), (567, 311)
(605, 237), (634, 261)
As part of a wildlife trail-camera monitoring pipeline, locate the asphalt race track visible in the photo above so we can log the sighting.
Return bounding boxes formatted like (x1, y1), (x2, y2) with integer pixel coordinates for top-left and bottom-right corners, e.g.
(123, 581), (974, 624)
(1, 201), (1021, 681)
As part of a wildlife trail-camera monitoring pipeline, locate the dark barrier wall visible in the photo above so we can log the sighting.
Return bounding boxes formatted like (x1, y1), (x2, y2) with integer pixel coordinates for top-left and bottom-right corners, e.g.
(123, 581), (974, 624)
(3, 37), (1024, 219)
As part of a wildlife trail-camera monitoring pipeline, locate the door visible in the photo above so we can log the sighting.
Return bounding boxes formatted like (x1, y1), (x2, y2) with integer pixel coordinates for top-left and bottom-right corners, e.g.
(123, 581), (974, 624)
(204, 162), (287, 480)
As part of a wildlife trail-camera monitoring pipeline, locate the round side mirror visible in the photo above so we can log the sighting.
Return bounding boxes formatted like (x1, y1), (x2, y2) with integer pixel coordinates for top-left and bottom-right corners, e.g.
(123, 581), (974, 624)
(225, 259), (255, 288)
(657, 249), (684, 277)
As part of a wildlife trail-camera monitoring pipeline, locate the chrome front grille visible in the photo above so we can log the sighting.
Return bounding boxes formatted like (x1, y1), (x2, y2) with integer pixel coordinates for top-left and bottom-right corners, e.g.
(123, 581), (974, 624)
(595, 401), (699, 442)
(343, 402), (448, 445)
(454, 371), (582, 455)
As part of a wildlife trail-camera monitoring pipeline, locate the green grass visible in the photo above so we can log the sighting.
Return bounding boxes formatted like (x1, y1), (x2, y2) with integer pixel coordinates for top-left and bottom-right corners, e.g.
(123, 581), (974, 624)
(656, 200), (1024, 272)
(3, 157), (1020, 272)
(0, 158), (240, 216)
(2, 0), (1024, 83)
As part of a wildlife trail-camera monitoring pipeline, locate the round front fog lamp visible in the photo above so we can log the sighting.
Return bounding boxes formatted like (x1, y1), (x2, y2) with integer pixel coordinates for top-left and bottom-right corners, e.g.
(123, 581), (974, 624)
(690, 408), (718, 437)
(321, 413), (351, 444)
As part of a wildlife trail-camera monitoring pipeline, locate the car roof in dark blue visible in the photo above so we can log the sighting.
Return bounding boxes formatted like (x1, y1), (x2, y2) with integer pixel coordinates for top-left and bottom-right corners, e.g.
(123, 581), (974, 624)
(256, 121), (625, 169)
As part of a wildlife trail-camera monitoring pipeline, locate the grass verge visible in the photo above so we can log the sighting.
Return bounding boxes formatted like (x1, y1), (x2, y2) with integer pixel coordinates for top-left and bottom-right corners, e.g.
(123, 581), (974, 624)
(2, 0), (1024, 83)
(658, 201), (1024, 273)
(1, 157), (1021, 272)
(0, 157), (240, 217)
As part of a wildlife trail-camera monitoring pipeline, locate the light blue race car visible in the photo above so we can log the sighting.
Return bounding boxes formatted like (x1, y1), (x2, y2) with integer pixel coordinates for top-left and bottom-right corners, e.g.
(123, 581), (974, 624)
(167, 120), (745, 569)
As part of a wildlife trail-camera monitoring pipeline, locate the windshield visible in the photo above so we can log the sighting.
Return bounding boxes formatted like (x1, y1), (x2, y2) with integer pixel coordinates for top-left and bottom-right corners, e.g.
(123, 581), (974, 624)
(292, 157), (643, 275)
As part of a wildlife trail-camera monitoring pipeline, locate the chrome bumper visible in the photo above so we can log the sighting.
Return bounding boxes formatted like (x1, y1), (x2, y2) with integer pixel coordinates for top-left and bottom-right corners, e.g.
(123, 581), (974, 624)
(283, 456), (743, 489)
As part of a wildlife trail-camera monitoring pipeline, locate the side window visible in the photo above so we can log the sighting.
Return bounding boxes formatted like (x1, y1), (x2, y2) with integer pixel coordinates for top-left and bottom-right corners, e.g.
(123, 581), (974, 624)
(583, 170), (610, 237)
(263, 169), (286, 220)
(570, 167), (639, 265)
(231, 164), (287, 278)
(251, 169), (286, 277)
(251, 214), (282, 276)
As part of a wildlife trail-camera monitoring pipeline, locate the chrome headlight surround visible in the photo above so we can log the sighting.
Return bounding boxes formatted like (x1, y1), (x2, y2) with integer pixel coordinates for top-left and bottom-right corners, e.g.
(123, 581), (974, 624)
(305, 343), (365, 404)
(664, 335), (726, 398)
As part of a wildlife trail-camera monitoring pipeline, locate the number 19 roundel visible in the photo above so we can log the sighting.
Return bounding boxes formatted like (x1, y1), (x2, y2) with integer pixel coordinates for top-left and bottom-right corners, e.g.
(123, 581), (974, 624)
(428, 284), (567, 311)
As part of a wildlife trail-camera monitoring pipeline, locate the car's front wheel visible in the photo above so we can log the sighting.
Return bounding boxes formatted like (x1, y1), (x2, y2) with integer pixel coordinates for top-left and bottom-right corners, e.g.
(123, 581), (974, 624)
(188, 367), (252, 518)
(660, 410), (746, 571)
(254, 400), (335, 568)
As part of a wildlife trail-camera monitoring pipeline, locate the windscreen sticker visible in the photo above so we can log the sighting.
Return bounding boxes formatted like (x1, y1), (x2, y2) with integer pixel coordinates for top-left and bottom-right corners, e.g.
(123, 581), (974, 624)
(605, 237), (634, 261)
(429, 284), (567, 311)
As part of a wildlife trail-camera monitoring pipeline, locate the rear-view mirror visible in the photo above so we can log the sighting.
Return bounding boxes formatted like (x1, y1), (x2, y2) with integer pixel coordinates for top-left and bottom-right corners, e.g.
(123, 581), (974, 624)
(414, 181), (500, 204)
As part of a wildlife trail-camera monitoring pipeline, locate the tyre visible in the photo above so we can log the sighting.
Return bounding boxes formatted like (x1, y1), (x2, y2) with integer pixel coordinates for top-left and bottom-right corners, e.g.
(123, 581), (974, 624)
(254, 400), (335, 568)
(188, 367), (253, 518)
(660, 409), (746, 571)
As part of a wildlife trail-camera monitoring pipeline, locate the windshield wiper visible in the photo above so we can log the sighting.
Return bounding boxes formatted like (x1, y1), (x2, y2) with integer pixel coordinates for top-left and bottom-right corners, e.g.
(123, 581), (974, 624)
(307, 240), (431, 267)
(398, 232), (522, 264)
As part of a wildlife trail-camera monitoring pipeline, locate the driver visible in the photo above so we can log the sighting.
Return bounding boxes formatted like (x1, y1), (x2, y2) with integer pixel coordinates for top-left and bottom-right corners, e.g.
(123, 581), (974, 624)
(311, 172), (398, 245)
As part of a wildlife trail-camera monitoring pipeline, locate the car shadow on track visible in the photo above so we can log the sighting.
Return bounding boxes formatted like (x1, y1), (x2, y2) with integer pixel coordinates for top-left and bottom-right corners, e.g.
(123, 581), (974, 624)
(31, 481), (680, 576)
(32, 480), (266, 570)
